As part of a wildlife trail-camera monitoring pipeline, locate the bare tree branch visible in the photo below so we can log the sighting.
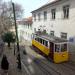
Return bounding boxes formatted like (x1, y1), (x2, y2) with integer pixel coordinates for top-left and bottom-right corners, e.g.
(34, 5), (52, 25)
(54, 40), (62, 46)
(0, 1), (24, 35)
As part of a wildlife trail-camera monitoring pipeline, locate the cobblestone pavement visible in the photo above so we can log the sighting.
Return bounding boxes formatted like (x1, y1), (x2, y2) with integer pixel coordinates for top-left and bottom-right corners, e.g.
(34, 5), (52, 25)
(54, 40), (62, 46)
(0, 40), (75, 75)
(0, 44), (26, 75)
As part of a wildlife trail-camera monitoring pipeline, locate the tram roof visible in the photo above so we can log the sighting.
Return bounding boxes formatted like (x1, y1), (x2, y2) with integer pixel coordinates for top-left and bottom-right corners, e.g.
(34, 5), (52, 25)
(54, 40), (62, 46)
(34, 33), (68, 43)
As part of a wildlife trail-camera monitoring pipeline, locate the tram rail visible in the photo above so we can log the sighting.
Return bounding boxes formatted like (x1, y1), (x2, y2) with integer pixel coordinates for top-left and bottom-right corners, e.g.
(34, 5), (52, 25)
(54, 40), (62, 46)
(35, 58), (75, 75)
(61, 62), (75, 71)
(34, 59), (61, 75)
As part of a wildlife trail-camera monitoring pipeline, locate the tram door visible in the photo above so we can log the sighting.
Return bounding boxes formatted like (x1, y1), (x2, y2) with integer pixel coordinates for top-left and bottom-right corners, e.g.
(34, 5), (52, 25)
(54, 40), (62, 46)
(50, 42), (54, 60)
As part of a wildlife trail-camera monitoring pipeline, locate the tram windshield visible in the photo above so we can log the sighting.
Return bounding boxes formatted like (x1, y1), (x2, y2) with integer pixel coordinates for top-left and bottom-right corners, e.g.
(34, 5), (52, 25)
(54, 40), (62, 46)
(55, 43), (67, 52)
(61, 44), (67, 52)
(55, 44), (60, 52)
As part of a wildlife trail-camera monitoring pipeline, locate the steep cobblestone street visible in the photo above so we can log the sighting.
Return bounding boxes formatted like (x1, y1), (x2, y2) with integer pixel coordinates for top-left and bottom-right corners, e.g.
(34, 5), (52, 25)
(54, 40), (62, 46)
(20, 40), (75, 75)
(0, 40), (75, 75)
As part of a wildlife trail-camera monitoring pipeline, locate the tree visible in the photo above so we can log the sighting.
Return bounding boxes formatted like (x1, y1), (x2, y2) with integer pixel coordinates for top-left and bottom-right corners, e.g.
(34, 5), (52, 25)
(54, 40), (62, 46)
(2, 32), (16, 47)
(0, 0), (24, 35)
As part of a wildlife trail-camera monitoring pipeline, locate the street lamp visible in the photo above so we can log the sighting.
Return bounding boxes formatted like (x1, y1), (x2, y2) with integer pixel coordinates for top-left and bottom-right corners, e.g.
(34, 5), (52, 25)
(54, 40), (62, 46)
(12, 2), (21, 70)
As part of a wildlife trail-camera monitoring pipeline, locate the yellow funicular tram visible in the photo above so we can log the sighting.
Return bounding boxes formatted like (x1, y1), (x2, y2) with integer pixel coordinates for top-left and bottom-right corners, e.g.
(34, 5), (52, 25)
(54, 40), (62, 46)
(32, 32), (69, 63)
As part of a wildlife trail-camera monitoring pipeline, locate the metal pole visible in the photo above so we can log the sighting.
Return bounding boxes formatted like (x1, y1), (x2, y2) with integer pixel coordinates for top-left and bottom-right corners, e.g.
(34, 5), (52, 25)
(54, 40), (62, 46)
(12, 2), (21, 70)
(14, 42), (15, 55)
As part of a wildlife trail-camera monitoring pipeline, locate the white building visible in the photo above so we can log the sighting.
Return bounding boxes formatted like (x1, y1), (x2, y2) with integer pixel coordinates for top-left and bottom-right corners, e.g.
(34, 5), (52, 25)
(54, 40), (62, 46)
(17, 17), (32, 42)
(31, 0), (75, 43)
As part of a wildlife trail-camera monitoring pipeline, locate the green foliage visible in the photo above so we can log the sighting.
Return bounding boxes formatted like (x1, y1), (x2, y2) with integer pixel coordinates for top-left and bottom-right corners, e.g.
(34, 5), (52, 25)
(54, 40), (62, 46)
(2, 32), (16, 45)
(2, 32), (16, 43)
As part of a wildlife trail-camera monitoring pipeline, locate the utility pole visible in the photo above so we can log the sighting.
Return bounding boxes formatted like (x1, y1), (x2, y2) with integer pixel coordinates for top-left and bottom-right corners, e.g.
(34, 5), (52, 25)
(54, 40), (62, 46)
(12, 2), (21, 70)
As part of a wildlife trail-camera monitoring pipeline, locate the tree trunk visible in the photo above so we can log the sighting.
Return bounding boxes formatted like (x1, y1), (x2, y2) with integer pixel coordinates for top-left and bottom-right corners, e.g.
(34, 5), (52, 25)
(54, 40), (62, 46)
(8, 42), (10, 47)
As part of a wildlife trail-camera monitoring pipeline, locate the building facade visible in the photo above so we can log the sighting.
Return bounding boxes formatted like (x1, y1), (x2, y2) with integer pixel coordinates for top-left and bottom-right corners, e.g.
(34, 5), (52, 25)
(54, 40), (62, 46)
(32, 0), (75, 43)
(17, 17), (32, 42)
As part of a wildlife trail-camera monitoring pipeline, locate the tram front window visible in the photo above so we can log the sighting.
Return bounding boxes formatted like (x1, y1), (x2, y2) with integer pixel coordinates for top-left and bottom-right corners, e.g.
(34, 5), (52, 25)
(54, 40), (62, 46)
(55, 44), (60, 52)
(61, 44), (67, 52)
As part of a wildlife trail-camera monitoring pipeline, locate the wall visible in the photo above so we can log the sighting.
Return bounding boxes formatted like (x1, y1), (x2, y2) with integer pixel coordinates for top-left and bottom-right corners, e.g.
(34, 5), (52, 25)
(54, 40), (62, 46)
(18, 24), (32, 42)
(32, 0), (75, 62)
(32, 0), (75, 40)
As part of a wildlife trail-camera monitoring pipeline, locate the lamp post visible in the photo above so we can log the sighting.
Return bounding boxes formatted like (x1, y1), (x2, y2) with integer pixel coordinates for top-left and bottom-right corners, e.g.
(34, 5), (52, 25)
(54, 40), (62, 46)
(12, 2), (21, 70)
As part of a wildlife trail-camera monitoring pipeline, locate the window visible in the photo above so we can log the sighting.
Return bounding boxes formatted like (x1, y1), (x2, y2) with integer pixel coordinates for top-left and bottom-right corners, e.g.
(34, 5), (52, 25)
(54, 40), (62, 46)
(43, 40), (48, 47)
(44, 11), (47, 20)
(33, 14), (36, 21)
(38, 13), (41, 21)
(39, 38), (42, 44)
(28, 24), (29, 29)
(55, 44), (60, 52)
(34, 28), (36, 32)
(61, 44), (67, 52)
(63, 5), (69, 19)
(50, 31), (54, 36)
(30, 24), (32, 29)
(61, 32), (67, 39)
(45, 41), (48, 47)
(51, 9), (56, 19)
(42, 39), (45, 45)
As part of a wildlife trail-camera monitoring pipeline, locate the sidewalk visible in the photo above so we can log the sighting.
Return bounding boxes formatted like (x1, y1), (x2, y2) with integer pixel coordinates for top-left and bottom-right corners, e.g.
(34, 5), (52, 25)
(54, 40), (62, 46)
(0, 44), (25, 75)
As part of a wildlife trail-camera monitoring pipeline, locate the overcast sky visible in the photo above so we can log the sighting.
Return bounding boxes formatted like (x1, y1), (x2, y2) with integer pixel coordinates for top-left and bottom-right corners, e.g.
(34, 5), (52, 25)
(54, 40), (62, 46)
(4, 0), (55, 18)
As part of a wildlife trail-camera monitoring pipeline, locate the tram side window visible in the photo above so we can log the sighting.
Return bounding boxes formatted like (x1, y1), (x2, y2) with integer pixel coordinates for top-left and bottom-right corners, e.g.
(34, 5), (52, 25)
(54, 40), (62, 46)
(45, 41), (48, 47)
(42, 40), (45, 45)
(39, 38), (42, 44)
(55, 44), (60, 52)
(61, 44), (67, 52)
(41, 39), (42, 44)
